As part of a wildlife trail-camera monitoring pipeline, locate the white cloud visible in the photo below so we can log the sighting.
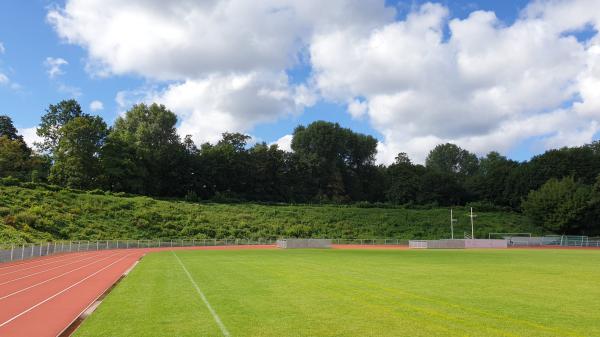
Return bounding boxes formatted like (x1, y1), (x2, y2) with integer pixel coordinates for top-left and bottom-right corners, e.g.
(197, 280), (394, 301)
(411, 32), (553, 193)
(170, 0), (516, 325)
(310, 1), (600, 163)
(48, 0), (393, 80)
(89, 100), (104, 112)
(57, 83), (82, 98)
(44, 57), (69, 78)
(19, 127), (42, 149)
(48, 0), (392, 143)
(348, 99), (368, 119)
(48, 0), (600, 162)
(0, 43), (9, 85)
(272, 134), (293, 152)
(119, 72), (309, 144)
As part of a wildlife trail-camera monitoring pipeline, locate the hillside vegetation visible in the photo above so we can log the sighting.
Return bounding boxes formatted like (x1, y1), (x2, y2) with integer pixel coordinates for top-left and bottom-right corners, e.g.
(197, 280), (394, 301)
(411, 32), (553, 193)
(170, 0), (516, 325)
(2, 103), (600, 236)
(0, 185), (537, 244)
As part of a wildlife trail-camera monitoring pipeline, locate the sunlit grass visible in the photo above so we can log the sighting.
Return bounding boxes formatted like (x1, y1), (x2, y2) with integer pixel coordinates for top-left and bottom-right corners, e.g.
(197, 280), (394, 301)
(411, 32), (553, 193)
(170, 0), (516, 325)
(76, 249), (600, 337)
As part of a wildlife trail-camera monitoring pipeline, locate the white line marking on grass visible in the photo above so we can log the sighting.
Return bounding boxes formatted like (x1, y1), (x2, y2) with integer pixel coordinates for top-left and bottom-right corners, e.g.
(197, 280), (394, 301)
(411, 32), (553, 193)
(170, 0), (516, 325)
(172, 251), (231, 337)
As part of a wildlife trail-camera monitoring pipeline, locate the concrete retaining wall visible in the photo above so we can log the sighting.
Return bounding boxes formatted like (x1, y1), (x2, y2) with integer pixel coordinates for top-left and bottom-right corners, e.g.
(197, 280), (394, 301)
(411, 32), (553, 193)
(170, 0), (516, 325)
(276, 239), (332, 249)
(409, 239), (508, 249)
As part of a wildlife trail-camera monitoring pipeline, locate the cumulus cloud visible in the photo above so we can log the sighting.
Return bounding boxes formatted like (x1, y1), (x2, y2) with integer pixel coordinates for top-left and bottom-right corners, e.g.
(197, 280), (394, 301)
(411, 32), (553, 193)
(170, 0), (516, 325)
(272, 134), (293, 151)
(0, 42), (5, 54)
(48, 0), (392, 144)
(0, 73), (8, 85)
(48, 0), (392, 80)
(89, 100), (104, 112)
(310, 1), (600, 163)
(116, 72), (309, 144)
(19, 127), (42, 149)
(44, 57), (69, 78)
(48, 0), (600, 162)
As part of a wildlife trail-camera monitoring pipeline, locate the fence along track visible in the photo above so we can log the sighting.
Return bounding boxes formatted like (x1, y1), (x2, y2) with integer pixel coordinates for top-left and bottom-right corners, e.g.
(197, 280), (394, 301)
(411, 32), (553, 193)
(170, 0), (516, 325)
(0, 239), (277, 264)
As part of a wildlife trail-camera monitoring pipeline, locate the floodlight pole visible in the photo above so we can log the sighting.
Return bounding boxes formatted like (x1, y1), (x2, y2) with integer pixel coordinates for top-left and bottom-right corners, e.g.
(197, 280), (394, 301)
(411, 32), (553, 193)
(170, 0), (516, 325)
(470, 207), (475, 239)
(450, 208), (457, 239)
(450, 209), (454, 239)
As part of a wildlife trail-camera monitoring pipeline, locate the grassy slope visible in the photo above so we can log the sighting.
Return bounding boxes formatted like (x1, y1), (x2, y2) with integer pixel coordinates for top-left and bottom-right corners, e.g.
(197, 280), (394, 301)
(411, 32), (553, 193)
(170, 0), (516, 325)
(75, 249), (600, 337)
(0, 185), (535, 243)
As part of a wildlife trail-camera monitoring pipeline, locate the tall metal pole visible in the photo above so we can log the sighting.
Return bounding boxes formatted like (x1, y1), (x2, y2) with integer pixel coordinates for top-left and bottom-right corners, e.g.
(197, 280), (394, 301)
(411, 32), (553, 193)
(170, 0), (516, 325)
(450, 209), (455, 239)
(470, 207), (475, 239)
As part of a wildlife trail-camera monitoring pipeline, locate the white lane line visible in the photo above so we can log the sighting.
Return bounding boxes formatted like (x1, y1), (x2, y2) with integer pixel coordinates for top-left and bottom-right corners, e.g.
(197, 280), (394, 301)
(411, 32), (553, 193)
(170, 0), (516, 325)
(0, 253), (132, 328)
(0, 253), (121, 301)
(0, 252), (107, 286)
(0, 252), (84, 271)
(0, 252), (95, 276)
(172, 251), (231, 337)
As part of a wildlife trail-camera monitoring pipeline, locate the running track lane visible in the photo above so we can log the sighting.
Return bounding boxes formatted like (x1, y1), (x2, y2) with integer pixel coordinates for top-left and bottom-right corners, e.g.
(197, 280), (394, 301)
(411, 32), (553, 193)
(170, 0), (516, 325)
(0, 251), (142, 337)
(0, 245), (275, 337)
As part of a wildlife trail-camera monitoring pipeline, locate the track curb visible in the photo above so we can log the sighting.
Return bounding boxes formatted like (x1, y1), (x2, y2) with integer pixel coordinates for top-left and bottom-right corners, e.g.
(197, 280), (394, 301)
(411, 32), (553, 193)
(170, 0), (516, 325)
(56, 255), (144, 337)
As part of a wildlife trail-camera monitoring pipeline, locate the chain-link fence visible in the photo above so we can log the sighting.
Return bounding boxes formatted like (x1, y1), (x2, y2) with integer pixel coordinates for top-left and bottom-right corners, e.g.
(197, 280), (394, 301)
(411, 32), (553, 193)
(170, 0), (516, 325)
(0, 238), (278, 264)
(492, 235), (600, 247)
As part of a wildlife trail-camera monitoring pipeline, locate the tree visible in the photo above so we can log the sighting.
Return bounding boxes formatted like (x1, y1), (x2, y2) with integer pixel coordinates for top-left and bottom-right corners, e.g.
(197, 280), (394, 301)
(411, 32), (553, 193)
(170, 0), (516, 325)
(522, 176), (593, 234)
(247, 142), (287, 201)
(36, 100), (86, 155)
(291, 121), (378, 201)
(417, 169), (466, 206)
(467, 151), (519, 206)
(0, 136), (32, 179)
(425, 143), (479, 177)
(108, 103), (187, 196)
(49, 116), (108, 189)
(0, 116), (40, 181)
(0, 115), (23, 142)
(386, 153), (420, 204)
(99, 135), (143, 192)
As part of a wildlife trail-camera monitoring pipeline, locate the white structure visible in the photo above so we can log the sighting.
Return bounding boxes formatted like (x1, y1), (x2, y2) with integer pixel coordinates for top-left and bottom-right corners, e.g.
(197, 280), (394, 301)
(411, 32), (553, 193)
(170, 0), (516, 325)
(409, 239), (507, 249)
(276, 239), (332, 249)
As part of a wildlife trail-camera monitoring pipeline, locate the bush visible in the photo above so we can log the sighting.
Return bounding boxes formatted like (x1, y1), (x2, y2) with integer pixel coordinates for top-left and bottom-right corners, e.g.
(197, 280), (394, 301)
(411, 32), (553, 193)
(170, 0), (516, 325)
(0, 176), (21, 186)
(0, 185), (538, 242)
(522, 176), (593, 233)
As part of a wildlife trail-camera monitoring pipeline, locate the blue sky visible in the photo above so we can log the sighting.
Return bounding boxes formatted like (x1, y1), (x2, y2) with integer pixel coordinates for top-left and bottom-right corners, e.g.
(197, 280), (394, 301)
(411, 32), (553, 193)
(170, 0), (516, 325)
(0, 0), (598, 163)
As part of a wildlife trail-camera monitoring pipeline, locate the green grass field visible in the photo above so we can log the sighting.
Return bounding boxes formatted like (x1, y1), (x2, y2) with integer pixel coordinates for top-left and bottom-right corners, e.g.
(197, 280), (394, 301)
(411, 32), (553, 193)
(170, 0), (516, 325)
(74, 249), (600, 337)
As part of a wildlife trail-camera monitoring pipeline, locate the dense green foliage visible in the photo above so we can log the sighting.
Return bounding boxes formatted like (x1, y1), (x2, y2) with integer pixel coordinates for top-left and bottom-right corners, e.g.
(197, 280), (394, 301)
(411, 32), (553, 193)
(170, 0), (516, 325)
(522, 176), (600, 234)
(2, 99), (600, 236)
(0, 185), (534, 243)
(76, 249), (600, 337)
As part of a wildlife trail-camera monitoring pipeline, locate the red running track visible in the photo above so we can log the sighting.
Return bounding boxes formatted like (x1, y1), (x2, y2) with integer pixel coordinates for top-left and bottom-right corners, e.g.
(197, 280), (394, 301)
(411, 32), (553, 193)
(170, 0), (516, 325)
(0, 245), (275, 337)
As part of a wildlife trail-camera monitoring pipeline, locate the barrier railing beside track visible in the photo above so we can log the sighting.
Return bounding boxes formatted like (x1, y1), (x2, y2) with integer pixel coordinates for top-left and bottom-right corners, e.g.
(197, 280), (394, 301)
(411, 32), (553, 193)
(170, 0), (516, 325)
(331, 239), (409, 245)
(0, 238), (278, 264)
(0, 238), (413, 263)
(500, 235), (600, 248)
(3, 235), (596, 263)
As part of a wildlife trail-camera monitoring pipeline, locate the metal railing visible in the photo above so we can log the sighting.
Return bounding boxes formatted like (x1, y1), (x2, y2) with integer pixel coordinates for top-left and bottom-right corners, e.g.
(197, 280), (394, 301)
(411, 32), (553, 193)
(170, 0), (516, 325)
(0, 238), (277, 264)
(330, 239), (409, 245)
(501, 235), (600, 248)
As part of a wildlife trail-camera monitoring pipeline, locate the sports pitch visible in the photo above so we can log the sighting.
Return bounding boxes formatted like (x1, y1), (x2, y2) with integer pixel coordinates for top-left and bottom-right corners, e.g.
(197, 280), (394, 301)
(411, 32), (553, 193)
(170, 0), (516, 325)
(74, 249), (600, 337)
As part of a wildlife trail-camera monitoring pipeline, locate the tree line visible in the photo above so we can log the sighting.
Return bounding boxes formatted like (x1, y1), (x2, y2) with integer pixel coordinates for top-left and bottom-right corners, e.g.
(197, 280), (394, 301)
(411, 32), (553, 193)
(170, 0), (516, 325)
(1, 100), (599, 234)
